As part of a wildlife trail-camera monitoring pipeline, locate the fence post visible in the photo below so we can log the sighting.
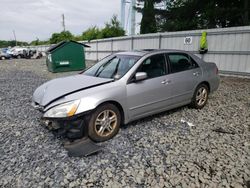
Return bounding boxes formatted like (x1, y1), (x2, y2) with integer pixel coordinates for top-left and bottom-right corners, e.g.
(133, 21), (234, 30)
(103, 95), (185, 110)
(131, 36), (134, 50)
(96, 40), (98, 61)
(159, 34), (162, 49)
(111, 39), (113, 53)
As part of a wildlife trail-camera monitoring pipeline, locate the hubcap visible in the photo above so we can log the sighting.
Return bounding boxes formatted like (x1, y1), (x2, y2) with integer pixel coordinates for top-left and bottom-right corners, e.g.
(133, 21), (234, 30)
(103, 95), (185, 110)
(94, 110), (117, 137)
(196, 87), (208, 106)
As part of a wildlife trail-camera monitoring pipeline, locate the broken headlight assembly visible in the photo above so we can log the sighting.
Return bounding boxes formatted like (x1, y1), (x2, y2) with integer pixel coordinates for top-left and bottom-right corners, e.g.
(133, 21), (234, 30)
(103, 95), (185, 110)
(44, 100), (80, 118)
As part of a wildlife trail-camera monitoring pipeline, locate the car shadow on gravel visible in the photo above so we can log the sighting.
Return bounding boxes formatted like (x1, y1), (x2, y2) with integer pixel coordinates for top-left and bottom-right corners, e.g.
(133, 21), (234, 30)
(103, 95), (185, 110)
(121, 105), (189, 130)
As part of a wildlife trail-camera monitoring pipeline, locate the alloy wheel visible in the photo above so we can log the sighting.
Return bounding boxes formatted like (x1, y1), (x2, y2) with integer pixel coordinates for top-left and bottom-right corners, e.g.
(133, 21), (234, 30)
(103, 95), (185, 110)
(94, 110), (118, 137)
(196, 87), (208, 106)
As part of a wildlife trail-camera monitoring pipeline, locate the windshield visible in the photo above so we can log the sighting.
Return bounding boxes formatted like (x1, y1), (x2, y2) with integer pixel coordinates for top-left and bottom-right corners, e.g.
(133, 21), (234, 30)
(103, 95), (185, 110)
(83, 55), (140, 79)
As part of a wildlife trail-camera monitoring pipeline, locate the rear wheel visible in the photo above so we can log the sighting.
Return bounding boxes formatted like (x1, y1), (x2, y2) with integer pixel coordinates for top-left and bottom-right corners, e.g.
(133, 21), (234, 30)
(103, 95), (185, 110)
(17, 55), (21, 59)
(88, 103), (121, 142)
(1, 56), (5, 60)
(190, 84), (209, 109)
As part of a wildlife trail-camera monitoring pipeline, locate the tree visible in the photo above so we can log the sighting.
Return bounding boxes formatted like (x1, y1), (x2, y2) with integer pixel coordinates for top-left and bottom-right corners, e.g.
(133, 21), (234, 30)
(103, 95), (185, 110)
(201, 0), (250, 28)
(136, 0), (163, 34)
(30, 38), (49, 46)
(0, 40), (28, 48)
(243, 0), (249, 25)
(73, 35), (83, 41)
(99, 15), (125, 38)
(80, 15), (125, 41)
(159, 0), (201, 31)
(159, 0), (250, 31)
(136, 0), (250, 33)
(49, 31), (74, 44)
(82, 26), (101, 41)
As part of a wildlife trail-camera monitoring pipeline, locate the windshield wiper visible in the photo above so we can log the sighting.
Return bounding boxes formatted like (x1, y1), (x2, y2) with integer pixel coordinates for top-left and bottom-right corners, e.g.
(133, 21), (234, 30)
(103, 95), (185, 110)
(111, 60), (121, 79)
(94, 58), (114, 77)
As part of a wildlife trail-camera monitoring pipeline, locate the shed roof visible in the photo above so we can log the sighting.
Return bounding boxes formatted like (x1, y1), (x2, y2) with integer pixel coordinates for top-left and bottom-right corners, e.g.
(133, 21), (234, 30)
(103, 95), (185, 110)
(47, 40), (90, 53)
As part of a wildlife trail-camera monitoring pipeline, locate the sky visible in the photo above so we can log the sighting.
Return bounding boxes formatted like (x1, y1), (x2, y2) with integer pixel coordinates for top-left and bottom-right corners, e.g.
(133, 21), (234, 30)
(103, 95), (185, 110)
(0, 0), (136, 42)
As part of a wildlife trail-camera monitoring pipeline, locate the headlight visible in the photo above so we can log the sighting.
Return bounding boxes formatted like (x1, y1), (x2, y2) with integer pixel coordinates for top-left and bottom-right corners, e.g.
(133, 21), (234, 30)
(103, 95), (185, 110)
(44, 100), (80, 118)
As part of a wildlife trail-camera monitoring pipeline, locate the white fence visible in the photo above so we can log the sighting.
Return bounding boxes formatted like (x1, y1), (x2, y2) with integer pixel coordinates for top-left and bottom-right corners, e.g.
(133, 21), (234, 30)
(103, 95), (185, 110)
(28, 26), (250, 76)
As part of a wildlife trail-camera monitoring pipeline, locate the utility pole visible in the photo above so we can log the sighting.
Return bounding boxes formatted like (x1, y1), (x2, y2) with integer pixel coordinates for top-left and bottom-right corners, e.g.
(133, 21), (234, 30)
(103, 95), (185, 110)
(129, 0), (136, 35)
(120, 0), (125, 29)
(12, 30), (17, 46)
(62, 14), (66, 31)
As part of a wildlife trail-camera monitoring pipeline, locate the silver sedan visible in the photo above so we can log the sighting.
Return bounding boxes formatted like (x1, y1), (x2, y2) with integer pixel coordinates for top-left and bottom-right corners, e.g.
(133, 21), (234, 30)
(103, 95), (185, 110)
(32, 50), (219, 142)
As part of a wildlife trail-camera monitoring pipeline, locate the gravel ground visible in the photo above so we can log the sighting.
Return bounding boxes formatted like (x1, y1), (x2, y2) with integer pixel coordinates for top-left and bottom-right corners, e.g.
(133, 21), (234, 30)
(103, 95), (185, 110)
(0, 58), (249, 188)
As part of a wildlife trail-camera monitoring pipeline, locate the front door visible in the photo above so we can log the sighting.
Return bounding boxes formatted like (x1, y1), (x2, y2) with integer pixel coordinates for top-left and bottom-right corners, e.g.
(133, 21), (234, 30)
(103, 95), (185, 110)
(126, 53), (172, 120)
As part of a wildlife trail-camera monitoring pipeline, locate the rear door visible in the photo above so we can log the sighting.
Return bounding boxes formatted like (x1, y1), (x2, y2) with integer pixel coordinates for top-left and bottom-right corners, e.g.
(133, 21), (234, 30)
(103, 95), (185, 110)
(165, 53), (202, 104)
(126, 53), (172, 119)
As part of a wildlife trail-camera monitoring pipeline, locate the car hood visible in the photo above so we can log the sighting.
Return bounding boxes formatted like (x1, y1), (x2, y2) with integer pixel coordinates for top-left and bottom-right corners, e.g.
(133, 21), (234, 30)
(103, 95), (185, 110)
(33, 74), (113, 106)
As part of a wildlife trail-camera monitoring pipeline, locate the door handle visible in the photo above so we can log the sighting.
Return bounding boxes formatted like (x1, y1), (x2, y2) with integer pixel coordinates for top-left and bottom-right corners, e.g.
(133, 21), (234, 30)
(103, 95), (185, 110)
(193, 72), (199, 76)
(161, 80), (171, 84)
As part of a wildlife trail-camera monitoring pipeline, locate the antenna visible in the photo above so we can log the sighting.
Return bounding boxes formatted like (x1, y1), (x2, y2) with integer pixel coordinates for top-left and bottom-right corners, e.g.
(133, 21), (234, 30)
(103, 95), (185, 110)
(62, 14), (66, 31)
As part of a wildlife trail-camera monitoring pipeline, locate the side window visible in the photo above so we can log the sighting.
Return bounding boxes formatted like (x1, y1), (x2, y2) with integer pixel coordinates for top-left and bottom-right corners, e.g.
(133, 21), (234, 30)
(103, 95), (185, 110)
(168, 53), (198, 73)
(137, 54), (166, 79)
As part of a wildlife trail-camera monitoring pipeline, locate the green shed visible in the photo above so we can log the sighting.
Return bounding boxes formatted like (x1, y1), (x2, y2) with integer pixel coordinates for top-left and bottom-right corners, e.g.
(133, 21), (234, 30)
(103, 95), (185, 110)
(46, 40), (90, 73)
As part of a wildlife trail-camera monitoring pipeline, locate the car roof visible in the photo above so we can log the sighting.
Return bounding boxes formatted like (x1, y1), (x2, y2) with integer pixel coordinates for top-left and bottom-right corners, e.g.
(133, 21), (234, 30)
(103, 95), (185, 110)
(116, 49), (191, 57)
(116, 51), (148, 57)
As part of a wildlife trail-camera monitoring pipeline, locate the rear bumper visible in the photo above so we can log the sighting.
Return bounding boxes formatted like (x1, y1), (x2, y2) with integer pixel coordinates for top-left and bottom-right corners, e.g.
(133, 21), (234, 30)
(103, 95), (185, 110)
(210, 76), (220, 92)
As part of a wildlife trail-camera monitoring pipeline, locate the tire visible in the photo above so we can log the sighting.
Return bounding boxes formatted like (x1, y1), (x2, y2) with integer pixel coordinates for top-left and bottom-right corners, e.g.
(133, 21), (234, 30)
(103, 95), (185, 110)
(1, 56), (5, 60)
(88, 103), (121, 142)
(190, 84), (209, 109)
(17, 55), (21, 59)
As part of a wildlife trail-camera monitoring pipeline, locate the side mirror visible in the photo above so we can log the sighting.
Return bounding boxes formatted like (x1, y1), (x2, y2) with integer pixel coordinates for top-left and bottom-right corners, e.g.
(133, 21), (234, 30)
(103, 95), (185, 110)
(135, 72), (147, 81)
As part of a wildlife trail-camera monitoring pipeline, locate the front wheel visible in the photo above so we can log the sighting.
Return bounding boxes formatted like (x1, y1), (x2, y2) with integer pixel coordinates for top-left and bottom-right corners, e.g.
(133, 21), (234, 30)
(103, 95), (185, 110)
(88, 103), (121, 142)
(190, 84), (209, 109)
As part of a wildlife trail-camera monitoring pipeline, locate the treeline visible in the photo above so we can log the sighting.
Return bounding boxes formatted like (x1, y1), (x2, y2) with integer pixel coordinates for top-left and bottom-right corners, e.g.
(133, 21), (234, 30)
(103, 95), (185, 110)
(0, 40), (29, 48)
(30, 15), (125, 46)
(0, 15), (125, 48)
(137, 0), (250, 34)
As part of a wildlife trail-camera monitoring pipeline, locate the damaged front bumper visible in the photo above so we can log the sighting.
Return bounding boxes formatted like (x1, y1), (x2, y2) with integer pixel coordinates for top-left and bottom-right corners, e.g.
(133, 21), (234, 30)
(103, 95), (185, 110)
(41, 116), (87, 140)
(32, 102), (102, 157)
(32, 101), (90, 140)
(41, 114), (102, 157)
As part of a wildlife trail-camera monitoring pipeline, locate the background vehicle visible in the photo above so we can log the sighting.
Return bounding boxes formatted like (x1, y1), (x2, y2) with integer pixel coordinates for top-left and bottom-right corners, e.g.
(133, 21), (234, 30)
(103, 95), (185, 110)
(32, 50), (220, 142)
(8, 47), (26, 58)
(0, 49), (11, 60)
(9, 47), (38, 59)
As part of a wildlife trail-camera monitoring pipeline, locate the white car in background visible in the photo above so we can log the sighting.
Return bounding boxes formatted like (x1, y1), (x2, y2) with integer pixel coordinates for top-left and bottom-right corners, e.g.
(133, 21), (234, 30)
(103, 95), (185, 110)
(9, 47), (27, 58)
